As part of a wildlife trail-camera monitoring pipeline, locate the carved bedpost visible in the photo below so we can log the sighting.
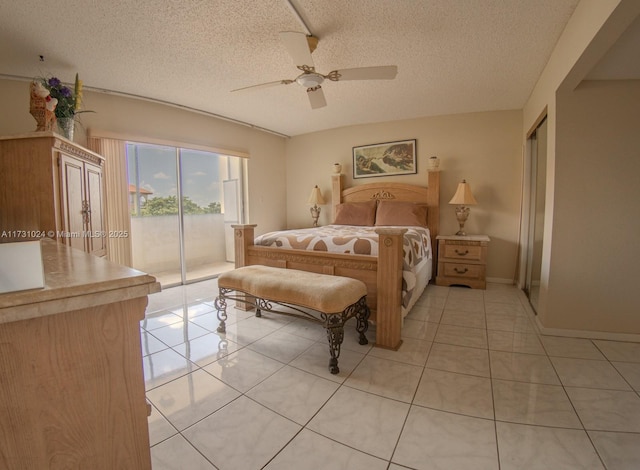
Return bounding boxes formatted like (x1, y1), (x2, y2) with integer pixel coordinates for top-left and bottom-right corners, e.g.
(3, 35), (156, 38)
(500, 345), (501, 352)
(427, 170), (440, 241)
(231, 224), (257, 311)
(374, 227), (406, 350)
(331, 173), (343, 222)
(231, 224), (256, 268)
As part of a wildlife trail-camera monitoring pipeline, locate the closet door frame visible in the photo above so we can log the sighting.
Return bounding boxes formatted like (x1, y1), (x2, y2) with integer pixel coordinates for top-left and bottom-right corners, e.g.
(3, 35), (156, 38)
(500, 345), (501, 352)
(518, 114), (548, 312)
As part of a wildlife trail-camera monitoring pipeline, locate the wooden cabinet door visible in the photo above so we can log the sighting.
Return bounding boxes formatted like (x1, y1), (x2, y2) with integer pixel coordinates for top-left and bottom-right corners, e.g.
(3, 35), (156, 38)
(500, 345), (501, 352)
(85, 162), (106, 256)
(59, 154), (87, 252)
(58, 154), (106, 256)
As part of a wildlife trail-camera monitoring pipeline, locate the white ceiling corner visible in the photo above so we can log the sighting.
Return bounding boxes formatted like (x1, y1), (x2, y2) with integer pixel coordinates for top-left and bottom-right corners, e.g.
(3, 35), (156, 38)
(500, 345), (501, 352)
(586, 13), (640, 80)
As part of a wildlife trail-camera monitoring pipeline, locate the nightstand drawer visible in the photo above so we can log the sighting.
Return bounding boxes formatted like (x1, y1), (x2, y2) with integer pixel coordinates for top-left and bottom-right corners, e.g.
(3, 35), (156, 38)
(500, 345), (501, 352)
(441, 244), (483, 261)
(441, 262), (483, 280)
(436, 235), (490, 289)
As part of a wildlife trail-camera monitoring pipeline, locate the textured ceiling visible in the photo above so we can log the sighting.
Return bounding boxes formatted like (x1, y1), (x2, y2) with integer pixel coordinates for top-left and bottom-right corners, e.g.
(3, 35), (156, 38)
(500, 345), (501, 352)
(0, 0), (581, 137)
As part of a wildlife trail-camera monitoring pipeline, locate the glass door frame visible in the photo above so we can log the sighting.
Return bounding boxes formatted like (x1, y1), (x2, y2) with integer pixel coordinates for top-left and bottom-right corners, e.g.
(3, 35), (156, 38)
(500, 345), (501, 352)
(175, 147), (187, 285)
(524, 132), (538, 299)
(520, 116), (547, 313)
(127, 142), (245, 287)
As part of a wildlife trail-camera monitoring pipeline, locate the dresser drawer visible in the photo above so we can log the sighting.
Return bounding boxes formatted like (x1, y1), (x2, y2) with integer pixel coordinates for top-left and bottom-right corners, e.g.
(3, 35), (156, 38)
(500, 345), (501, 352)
(441, 262), (483, 280)
(441, 243), (483, 261)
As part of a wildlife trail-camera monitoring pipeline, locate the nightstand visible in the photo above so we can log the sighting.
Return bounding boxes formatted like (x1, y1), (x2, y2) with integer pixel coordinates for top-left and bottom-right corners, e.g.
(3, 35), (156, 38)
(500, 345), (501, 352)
(436, 235), (490, 289)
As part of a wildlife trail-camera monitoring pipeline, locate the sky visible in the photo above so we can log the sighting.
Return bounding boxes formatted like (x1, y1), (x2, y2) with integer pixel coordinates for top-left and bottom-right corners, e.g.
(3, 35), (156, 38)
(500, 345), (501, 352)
(126, 143), (224, 209)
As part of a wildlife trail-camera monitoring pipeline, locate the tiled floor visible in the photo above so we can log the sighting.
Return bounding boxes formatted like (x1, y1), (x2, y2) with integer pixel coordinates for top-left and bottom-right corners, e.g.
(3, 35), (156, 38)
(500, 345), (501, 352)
(143, 280), (640, 469)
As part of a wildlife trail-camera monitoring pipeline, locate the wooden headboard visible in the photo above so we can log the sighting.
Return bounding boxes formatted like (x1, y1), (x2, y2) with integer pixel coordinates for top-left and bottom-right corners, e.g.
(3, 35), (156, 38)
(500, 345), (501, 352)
(331, 171), (440, 241)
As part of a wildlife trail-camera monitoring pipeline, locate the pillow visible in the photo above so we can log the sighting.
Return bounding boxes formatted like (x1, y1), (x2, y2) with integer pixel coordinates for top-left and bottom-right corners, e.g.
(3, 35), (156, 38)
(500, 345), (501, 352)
(375, 201), (428, 227)
(333, 200), (377, 226)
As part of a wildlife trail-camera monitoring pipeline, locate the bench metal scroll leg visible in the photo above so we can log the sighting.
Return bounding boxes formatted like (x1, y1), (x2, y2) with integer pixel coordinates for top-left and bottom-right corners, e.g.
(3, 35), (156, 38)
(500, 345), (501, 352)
(354, 296), (370, 345)
(326, 324), (344, 375)
(215, 289), (228, 333)
(254, 297), (274, 318)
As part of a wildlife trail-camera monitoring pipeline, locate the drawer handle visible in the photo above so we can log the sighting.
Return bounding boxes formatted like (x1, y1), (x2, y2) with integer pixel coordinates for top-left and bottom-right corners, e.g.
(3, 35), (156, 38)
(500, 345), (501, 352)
(454, 267), (468, 274)
(455, 249), (469, 256)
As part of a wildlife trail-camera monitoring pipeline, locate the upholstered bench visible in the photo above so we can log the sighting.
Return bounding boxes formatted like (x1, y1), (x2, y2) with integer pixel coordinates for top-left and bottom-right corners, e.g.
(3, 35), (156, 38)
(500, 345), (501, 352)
(214, 265), (370, 374)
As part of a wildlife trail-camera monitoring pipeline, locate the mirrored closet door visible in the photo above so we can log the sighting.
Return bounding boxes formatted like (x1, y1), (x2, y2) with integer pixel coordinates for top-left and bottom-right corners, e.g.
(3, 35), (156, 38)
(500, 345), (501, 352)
(524, 117), (547, 312)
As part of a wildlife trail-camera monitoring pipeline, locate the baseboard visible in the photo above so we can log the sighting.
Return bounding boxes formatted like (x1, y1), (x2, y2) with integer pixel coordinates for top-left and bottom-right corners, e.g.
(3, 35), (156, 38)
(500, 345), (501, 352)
(535, 324), (640, 343)
(516, 289), (640, 343)
(486, 277), (515, 285)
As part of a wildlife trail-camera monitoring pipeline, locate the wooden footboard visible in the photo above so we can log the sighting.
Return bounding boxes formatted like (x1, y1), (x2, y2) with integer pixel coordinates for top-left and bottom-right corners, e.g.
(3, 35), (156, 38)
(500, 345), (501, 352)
(232, 224), (405, 350)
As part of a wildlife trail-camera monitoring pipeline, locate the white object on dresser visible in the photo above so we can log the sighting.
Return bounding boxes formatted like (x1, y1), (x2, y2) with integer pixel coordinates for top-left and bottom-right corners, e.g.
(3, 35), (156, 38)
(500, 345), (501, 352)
(0, 240), (45, 294)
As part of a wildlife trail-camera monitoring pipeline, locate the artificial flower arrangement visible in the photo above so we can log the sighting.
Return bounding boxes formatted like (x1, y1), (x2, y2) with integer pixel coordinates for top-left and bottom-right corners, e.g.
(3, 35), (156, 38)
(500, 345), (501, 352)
(40, 73), (91, 119)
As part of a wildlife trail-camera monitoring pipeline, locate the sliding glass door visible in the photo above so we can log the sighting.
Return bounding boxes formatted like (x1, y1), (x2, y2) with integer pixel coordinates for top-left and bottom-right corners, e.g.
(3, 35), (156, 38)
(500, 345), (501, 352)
(128, 143), (182, 284)
(127, 142), (244, 286)
(180, 149), (241, 282)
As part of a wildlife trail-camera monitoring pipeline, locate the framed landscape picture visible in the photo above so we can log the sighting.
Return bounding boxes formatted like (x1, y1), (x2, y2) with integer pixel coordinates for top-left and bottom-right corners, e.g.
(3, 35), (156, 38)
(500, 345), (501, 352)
(352, 139), (417, 179)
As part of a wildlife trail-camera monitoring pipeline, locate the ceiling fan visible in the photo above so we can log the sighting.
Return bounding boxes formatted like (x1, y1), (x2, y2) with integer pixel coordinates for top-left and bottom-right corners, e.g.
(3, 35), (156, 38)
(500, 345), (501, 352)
(231, 31), (398, 109)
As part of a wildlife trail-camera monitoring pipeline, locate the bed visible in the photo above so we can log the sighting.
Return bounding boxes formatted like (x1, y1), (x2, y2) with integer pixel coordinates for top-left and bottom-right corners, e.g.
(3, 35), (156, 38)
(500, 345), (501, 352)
(232, 170), (440, 350)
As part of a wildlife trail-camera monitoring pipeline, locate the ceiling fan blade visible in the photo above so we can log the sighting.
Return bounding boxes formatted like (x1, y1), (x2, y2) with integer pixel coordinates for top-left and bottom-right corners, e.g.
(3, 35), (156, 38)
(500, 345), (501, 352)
(231, 79), (294, 93)
(280, 31), (315, 68)
(332, 65), (398, 81)
(307, 87), (327, 109)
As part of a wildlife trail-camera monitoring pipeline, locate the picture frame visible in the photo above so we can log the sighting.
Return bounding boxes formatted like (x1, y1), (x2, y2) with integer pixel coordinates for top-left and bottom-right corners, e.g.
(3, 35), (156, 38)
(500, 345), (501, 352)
(352, 139), (417, 179)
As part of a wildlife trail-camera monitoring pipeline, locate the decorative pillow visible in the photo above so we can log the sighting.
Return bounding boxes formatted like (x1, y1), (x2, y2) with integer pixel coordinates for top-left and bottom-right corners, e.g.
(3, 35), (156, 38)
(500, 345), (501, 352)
(375, 201), (428, 227)
(333, 200), (377, 226)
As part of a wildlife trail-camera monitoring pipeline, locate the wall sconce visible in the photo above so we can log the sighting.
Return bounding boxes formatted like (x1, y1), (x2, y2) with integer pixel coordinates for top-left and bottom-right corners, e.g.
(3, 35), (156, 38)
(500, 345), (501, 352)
(307, 185), (326, 227)
(448, 179), (478, 236)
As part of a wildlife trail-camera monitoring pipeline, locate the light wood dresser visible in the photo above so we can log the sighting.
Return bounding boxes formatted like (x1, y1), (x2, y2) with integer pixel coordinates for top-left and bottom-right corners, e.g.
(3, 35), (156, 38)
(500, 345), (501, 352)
(0, 132), (106, 256)
(0, 239), (160, 469)
(436, 234), (490, 289)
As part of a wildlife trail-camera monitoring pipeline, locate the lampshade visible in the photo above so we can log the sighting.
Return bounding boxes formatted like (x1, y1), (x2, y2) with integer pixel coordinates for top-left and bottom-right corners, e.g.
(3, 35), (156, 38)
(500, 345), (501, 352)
(307, 185), (326, 205)
(448, 180), (478, 205)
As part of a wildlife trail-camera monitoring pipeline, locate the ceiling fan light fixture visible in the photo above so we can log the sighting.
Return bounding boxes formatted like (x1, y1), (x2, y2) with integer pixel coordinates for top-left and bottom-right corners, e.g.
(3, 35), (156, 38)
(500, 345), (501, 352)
(296, 72), (324, 88)
(233, 32), (397, 109)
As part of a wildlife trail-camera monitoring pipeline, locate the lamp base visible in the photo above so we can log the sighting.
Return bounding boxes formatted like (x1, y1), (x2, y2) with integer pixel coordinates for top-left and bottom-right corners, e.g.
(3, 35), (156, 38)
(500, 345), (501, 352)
(454, 205), (470, 237)
(310, 205), (321, 227)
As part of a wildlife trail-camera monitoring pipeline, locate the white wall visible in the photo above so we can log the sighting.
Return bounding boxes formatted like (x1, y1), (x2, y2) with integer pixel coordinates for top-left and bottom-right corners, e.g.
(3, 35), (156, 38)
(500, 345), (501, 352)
(521, 0), (640, 335)
(522, 0), (625, 318)
(548, 79), (640, 333)
(0, 78), (288, 237)
(285, 110), (523, 282)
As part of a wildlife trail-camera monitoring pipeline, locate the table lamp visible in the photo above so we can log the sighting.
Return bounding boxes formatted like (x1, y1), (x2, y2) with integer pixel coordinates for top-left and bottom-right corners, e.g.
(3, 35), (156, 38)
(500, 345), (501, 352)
(307, 185), (326, 227)
(448, 179), (478, 236)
